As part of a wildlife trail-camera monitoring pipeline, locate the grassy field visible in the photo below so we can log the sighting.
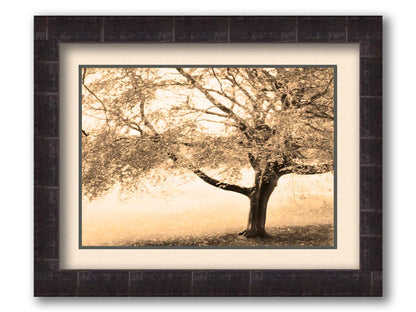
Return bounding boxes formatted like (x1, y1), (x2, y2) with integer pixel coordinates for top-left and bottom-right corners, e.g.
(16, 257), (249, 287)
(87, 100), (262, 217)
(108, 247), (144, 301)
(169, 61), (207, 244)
(82, 173), (334, 247)
(129, 224), (334, 247)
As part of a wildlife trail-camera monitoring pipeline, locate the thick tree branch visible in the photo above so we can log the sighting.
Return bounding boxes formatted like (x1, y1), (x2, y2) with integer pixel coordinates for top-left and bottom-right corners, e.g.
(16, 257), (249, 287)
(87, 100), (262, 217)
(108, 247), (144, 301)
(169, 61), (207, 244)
(167, 151), (251, 196)
(192, 169), (252, 196)
(247, 152), (260, 170)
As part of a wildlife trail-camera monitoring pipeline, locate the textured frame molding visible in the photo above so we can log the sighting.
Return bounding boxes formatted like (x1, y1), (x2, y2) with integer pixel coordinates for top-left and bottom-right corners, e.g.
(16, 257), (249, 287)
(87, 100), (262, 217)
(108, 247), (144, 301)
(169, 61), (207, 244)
(34, 15), (382, 296)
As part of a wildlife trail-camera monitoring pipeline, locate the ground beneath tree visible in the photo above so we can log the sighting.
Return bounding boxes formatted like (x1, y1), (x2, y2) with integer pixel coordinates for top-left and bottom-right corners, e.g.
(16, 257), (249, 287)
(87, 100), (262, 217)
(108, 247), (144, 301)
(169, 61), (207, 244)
(82, 174), (334, 247)
(128, 224), (334, 247)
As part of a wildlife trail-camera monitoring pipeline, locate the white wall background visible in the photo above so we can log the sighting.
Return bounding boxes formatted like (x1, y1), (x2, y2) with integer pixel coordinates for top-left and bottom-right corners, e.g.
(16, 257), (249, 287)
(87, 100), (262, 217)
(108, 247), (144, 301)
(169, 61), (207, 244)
(0, 0), (409, 310)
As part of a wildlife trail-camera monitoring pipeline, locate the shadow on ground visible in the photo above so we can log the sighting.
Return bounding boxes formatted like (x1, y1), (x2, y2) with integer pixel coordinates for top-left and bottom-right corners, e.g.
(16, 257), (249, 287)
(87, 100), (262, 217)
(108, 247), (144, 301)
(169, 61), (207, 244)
(128, 224), (334, 248)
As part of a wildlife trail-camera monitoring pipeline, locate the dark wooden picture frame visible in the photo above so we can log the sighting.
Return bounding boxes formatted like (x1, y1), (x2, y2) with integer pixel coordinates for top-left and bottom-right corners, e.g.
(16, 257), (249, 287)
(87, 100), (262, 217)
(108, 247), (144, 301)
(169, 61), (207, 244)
(34, 16), (382, 296)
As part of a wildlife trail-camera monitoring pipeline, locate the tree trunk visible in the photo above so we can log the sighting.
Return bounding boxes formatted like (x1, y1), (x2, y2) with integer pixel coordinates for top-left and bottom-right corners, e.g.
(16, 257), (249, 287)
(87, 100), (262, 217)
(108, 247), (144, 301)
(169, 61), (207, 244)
(240, 168), (278, 238)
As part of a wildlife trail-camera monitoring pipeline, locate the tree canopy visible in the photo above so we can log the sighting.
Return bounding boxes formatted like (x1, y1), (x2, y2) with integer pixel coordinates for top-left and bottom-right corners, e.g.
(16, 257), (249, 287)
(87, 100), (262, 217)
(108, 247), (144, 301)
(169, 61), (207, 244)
(81, 66), (334, 201)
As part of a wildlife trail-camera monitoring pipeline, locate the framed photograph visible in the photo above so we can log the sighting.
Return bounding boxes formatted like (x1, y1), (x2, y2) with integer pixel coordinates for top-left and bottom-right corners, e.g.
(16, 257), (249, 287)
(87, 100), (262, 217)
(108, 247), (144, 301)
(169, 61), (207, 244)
(34, 16), (382, 296)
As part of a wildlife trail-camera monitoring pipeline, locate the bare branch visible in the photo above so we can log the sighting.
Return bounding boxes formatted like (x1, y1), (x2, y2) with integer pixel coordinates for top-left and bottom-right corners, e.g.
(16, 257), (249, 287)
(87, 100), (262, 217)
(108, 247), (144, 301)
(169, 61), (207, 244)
(176, 68), (251, 134)
(211, 68), (226, 94)
(197, 118), (234, 125)
(225, 68), (261, 109)
(187, 106), (229, 118)
(279, 163), (333, 175)
(304, 109), (333, 120)
(139, 100), (158, 134)
(204, 88), (251, 113)
(82, 80), (112, 131)
(309, 76), (334, 103)
(305, 123), (332, 133)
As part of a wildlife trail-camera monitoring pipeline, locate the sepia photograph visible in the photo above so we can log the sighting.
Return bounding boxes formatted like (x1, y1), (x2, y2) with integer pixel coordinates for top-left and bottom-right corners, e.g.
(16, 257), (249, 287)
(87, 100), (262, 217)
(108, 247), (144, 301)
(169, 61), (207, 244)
(80, 66), (336, 248)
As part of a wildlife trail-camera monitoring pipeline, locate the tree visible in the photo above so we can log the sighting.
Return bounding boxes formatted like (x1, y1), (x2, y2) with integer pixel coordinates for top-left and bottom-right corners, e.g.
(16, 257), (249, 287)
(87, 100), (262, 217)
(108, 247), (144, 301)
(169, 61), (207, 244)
(81, 66), (334, 238)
